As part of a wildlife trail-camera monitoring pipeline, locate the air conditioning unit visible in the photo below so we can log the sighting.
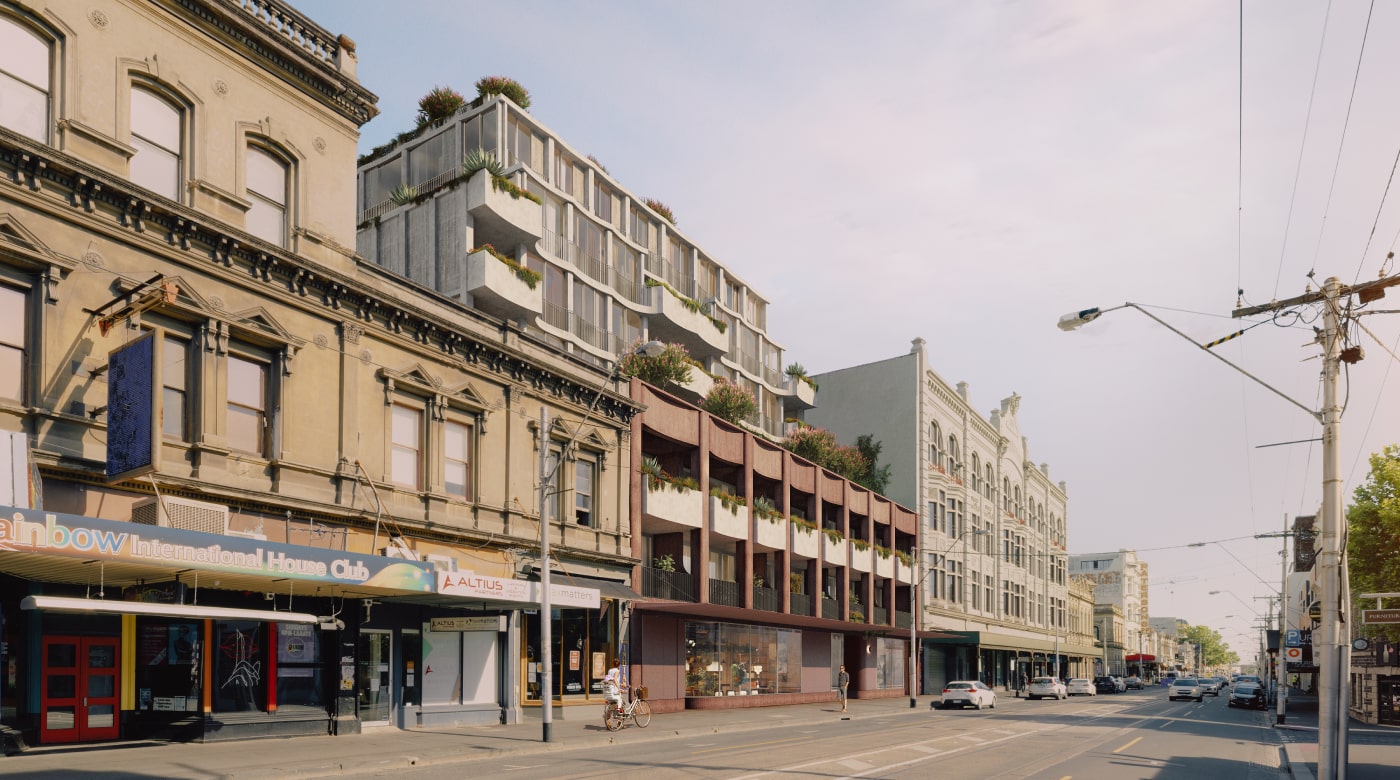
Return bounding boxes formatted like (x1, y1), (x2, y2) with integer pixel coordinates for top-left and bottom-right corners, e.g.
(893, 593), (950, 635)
(423, 553), (458, 573)
(132, 496), (230, 535)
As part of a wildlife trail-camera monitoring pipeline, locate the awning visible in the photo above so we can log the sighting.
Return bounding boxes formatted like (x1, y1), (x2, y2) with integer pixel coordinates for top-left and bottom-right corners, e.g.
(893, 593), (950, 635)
(22, 595), (320, 624)
(1125, 653), (1157, 662)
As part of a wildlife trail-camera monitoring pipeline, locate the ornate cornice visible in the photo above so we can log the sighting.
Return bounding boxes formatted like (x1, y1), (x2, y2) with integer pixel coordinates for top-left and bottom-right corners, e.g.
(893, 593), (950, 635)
(0, 132), (643, 425)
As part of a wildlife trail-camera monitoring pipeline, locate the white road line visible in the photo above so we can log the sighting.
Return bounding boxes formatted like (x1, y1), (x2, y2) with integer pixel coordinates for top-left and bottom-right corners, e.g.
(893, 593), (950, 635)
(958, 735), (987, 743)
(838, 758), (875, 770)
(727, 726), (1052, 780)
(909, 745), (944, 754)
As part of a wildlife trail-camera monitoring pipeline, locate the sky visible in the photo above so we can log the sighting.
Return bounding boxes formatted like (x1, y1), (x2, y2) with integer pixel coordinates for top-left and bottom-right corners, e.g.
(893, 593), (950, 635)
(296, 0), (1400, 659)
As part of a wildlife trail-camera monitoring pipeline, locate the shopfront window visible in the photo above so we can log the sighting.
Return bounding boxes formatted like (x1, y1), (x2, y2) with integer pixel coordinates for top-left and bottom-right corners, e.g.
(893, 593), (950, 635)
(274, 623), (323, 710)
(523, 604), (617, 701)
(133, 619), (201, 715)
(875, 637), (906, 689)
(684, 621), (801, 698)
(212, 621), (267, 713)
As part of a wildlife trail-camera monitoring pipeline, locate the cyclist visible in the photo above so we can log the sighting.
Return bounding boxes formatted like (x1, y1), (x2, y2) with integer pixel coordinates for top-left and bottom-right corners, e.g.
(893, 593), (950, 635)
(603, 658), (626, 719)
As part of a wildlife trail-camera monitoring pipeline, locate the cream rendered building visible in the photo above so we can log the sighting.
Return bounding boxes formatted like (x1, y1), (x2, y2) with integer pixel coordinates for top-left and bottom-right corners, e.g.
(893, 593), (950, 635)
(0, 0), (641, 746)
(807, 339), (1093, 693)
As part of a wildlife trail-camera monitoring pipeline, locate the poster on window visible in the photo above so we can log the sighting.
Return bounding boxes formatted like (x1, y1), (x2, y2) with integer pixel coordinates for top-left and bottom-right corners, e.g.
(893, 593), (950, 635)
(169, 623), (198, 664)
(277, 623), (317, 664)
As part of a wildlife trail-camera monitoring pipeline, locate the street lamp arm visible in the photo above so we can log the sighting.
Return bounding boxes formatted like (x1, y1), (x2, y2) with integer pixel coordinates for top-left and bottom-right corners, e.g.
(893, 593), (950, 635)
(1058, 302), (1320, 423)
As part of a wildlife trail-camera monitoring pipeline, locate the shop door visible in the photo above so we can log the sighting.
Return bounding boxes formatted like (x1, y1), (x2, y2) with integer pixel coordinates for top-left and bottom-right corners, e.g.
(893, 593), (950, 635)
(1378, 678), (1400, 726)
(40, 636), (120, 744)
(357, 631), (392, 725)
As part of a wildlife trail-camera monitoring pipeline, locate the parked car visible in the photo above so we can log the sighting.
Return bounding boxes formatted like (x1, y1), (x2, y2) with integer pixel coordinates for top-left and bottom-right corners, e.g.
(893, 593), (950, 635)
(1066, 678), (1097, 696)
(1110, 676), (1128, 692)
(1235, 674), (1262, 687)
(1093, 676), (1119, 694)
(941, 680), (997, 710)
(1169, 677), (1205, 702)
(1027, 676), (1067, 700)
(1228, 682), (1267, 709)
(1124, 676), (1144, 690)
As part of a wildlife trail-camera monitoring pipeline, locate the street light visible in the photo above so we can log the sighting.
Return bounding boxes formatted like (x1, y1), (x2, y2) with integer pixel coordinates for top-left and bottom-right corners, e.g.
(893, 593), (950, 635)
(910, 527), (990, 708)
(537, 339), (664, 742)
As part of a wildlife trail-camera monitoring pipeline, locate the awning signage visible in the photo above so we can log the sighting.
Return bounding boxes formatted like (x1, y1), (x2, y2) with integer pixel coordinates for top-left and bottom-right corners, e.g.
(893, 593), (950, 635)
(437, 572), (600, 608)
(0, 505), (435, 590)
(430, 616), (505, 632)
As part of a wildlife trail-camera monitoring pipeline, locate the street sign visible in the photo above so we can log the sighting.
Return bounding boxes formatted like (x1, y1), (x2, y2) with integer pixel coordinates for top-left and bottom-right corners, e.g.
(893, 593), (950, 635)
(1285, 629), (1302, 647)
(1362, 609), (1400, 624)
(1285, 647), (1303, 662)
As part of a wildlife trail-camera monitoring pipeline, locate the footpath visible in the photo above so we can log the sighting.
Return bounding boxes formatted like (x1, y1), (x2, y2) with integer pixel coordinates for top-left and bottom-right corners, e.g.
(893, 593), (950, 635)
(1, 690), (1379, 780)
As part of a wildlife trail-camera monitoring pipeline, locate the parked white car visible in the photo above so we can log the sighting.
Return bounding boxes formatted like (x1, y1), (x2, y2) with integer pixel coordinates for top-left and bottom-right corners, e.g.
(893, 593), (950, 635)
(940, 680), (996, 709)
(1066, 678), (1097, 696)
(1168, 677), (1204, 702)
(1027, 676), (1067, 700)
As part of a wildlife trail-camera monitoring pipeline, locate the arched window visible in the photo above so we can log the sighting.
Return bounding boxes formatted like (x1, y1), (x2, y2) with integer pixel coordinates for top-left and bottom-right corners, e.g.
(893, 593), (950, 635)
(1014, 486), (1022, 516)
(1002, 477), (1011, 511)
(947, 435), (959, 474)
(985, 465), (994, 498)
(969, 453), (980, 492)
(130, 86), (183, 200)
(246, 145), (289, 247)
(0, 15), (51, 143)
(928, 421), (941, 469)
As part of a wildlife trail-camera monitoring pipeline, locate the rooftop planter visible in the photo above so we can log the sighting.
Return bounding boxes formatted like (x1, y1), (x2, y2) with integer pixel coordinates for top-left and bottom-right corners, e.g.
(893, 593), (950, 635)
(465, 245), (542, 323)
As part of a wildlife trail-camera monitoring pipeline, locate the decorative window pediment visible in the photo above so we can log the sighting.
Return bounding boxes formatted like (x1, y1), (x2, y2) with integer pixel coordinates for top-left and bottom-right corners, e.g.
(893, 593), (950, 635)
(378, 364), (491, 425)
(0, 215), (75, 302)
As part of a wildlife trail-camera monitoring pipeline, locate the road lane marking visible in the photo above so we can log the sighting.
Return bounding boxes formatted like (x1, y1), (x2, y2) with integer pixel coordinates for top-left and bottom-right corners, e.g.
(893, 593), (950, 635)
(1058, 776), (1072, 780)
(839, 759), (874, 770)
(1112, 736), (1144, 754)
(909, 745), (943, 754)
(727, 725), (1052, 780)
(958, 735), (987, 742)
(691, 736), (810, 755)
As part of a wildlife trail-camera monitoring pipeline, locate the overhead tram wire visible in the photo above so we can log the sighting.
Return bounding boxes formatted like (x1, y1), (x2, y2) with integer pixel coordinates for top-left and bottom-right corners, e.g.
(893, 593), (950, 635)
(1306, 0), (1377, 280)
(1353, 145), (1400, 284)
(1344, 321), (1400, 487)
(1237, 0), (1244, 299)
(1271, 0), (1334, 300)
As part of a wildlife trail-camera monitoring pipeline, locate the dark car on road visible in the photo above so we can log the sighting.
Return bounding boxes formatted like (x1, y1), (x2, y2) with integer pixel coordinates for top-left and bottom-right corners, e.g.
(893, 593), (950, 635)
(1124, 676), (1145, 690)
(1093, 676), (1119, 694)
(1228, 682), (1267, 709)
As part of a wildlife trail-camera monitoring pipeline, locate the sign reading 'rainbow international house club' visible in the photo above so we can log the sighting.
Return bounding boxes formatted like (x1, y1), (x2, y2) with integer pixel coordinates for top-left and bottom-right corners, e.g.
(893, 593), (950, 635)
(0, 505), (435, 591)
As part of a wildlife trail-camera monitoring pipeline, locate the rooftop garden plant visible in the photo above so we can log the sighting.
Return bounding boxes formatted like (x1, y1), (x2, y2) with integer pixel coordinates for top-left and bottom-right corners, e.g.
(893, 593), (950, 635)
(644, 198), (676, 225)
(784, 363), (818, 390)
(389, 183), (420, 206)
(643, 279), (727, 334)
(417, 85), (465, 127)
(588, 154), (609, 174)
(475, 75), (531, 109)
(700, 378), (757, 425)
(616, 340), (693, 387)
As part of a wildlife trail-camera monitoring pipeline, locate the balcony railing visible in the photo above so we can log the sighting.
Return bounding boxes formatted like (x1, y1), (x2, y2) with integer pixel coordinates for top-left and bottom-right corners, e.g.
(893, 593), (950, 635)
(821, 597), (839, 620)
(542, 301), (568, 330)
(611, 268), (645, 304)
(753, 586), (779, 612)
(642, 566), (695, 602)
(895, 610), (913, 629)
(570, 314), (609, 350)
(790, 592), (811, 616)
(763, 364), (783, 387)
(709, 579), (739, 607)
(874, 606), (888, 625)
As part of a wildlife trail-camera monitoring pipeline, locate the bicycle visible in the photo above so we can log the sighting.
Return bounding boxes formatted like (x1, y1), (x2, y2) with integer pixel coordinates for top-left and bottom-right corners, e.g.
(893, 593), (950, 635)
(603, 686), (651, 731)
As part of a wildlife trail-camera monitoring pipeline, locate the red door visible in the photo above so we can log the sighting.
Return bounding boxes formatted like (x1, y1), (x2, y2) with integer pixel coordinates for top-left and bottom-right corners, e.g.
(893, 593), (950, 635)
(40, 636), (121, 744)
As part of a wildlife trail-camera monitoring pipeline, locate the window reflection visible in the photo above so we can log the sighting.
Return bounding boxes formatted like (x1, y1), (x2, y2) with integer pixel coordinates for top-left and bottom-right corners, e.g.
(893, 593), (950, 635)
(684, 622), (801, 697)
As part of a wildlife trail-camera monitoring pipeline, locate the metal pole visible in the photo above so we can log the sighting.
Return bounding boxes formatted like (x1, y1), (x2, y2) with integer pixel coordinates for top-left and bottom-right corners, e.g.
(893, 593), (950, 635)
(538, 407), (553, 743)
(1278, 512), (1288, 724)
(1318, 278), (1344, 780)
(909, 549), (919, 708)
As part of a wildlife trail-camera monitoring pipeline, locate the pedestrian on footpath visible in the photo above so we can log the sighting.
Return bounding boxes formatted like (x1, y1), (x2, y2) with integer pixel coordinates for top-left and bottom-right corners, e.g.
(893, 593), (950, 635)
(838, 665), (850, 712)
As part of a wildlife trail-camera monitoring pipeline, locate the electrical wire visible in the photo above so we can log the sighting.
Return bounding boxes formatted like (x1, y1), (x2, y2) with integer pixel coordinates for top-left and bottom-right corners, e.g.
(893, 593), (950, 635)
(1353, 144), (1400, 284)
(1271, 0), (1334, 300)
(1306, 0), (1377, 280)
(1237, 0), (1244, 298)
(1344, 321), (1400, 487)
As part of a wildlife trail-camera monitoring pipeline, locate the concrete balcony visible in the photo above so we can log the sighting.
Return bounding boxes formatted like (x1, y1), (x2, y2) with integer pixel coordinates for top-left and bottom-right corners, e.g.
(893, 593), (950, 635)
(709, 496), (749, 540)
(896, 560), (914, 585)
(754, 515), (787, 550)
(641, 478), (703, 531)
(668, 367), (714, 404)
(780, 374), (817, 411)
(821, 533), (847, 567)
(790, 524), (819, 559)
(645, 282), (728, 358)
(875, 551), (895, 579)
(849, 543), (873, 573)
(465, 249), (543, 324)
(465, 171), (542, 251)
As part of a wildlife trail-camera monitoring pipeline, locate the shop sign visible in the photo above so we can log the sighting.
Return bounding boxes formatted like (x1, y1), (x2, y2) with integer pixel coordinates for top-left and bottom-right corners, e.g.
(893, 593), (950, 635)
(0, 505), (435, 590)
(1363, 609), (1400, 624)
(429, 616), (505, 632)
(436, 572), (599, 608)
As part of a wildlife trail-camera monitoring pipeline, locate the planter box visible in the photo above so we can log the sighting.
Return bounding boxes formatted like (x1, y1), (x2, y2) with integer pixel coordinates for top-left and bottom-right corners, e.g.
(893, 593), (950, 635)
(642, 478), (703, 529)
(671, 369), (714, 402)
(465, 249), (543, 324)
(709, 496), (749, 539)
(849, 543), (873, 573)
(646, 283), (728, 357)
(754, 516), (787, 550)
(821, 534), (847, 567)
(896, 560), (914, 585)
(465, 171), (542, 249)
(875, 552), (895, 579)
(790, 525), (819, 559)
(783, 375), (816, 409)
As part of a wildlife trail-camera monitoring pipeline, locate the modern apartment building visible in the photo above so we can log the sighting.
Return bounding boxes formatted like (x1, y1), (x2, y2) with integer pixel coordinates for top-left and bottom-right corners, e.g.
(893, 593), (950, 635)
(806, 340), (1091, 693)
(352, 90), (815, 440)
(624, 380), (921, 711)
(0, 0), (643, 747)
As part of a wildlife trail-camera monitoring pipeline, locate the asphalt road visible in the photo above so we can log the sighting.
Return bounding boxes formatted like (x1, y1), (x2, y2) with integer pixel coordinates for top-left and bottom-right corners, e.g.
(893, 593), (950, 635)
(376, 689), (1289, 780)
